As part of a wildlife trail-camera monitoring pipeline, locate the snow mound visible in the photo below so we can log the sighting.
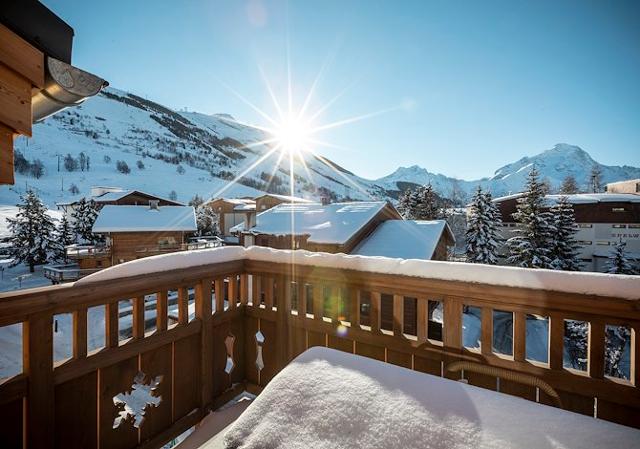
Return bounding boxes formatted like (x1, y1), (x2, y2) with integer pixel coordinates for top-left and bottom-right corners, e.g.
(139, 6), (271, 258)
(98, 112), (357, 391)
(76, 246), (640, 300)
(223, 347), (639, 449)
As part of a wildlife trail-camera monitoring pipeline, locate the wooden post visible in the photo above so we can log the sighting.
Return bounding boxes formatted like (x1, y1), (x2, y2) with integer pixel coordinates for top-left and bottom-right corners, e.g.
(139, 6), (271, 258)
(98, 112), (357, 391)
(349, 288), (360, 329)
(196, 278), (213, 409)
(589, 321), (605, 379)
(228, 276), (238, 310)
(252, 275), (260, 306)
(264, 277), (274, 311)
(393, 294), (404, 337)
(370, 292), (381, 333)
(239, 274), (249, 305)
(481, 307), (492, 355)
(417, 297), (427, 343)
(133, 296), (145, 339)
(177, 287), (188, 325)
(25, 312), (54, 447)
(634, 325), (640, 388)
(157, 291), (168, 332)
(443, 297), (462, 379)
(105, 301), (119, 348)
(549, 314), (564, 370)
(514, 311), (527, 362)
(312, 285), (323, 320)
(214, 279), (225, 314)
(73, 307), (87, 358)
(275, 275), (290, 366)
(297, 281), (307, 320)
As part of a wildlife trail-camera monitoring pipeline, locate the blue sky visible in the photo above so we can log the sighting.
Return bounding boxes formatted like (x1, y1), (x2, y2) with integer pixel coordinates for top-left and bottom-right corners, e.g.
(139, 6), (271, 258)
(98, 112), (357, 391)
(45, 0), (640, 180)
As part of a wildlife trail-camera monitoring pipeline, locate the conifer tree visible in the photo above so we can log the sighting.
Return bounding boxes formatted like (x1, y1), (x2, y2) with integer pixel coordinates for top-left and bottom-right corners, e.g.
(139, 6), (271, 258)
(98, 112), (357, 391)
(397, 188), (417, 220)
(507, 167), (554, 268)
(53, 214), (76, 262)
(465, 187), (502, 264)
(415, 183), (441, 220)
(7, 190), (57, 272)
(72, 198), (101, 244)
(196, 206), (220, 236)
(549, 196), (582, 271)
(607, 239), (638, 275)
(559, 175), (579, 194)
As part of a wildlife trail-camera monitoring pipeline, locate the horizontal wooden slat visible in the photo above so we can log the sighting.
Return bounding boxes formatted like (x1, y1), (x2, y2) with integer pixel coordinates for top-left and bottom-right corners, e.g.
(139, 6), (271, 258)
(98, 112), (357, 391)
(0, 24), (45, 87)
(0, 62), (32, 136)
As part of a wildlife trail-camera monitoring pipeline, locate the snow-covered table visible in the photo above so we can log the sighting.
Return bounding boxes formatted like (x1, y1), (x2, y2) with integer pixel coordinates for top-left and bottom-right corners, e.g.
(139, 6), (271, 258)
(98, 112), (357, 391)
(218, 347), (639, 449)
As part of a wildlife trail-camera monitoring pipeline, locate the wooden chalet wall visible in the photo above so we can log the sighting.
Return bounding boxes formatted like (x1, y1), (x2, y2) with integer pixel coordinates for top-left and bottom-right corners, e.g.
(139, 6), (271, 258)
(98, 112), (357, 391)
(497, 198), (640, 224)
(110, 231), (187, 264)
(0, 24), (45, 184)
(103, 193), (182, 207)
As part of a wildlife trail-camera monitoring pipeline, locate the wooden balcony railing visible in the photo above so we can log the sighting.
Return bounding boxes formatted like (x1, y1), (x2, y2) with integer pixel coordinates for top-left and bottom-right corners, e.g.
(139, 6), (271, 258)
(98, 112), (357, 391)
(0, 247), (638, 449)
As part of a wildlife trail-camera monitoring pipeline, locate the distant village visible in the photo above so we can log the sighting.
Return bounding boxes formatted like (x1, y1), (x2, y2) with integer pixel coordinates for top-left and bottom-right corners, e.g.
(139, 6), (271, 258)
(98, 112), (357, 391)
(2, 169), (638, 291)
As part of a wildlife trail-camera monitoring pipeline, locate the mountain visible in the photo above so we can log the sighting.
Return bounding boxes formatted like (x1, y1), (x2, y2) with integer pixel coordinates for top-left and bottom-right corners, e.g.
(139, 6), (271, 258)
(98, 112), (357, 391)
(1, 87), (638, 208)
(374, 143), (640, 200)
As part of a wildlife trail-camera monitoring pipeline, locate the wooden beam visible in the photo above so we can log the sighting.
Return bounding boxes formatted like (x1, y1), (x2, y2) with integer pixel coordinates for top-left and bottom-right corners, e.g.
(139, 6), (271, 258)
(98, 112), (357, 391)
(157, 290), (168, 331)
(588, 321), (605, 379)
(133, 296), (145, 339)
(73, 307), (87, 359)
(0, 24), (45, 87)
(0, 62), (32, 136)
(196, 278), (213, 409)
(0, 123), (13, 185)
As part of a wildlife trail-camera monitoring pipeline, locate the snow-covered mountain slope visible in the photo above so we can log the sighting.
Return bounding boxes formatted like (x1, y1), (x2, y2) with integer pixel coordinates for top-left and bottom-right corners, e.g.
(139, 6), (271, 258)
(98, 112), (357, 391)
(375, 144), (640, 199)
(1, 87), (382, 208)
(1, 85), (637, 208)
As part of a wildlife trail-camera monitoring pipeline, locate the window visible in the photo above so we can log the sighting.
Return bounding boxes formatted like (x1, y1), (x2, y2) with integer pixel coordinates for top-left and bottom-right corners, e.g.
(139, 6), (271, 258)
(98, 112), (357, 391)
(612, 224), (626, 229)
(577, 240), (592, 246)
(636, 183), (640, 193)
(578, 223), (592, 228)
(612, 207), (626, 212)
(629, 224), (640, 229)
(596, 241), (611, 246)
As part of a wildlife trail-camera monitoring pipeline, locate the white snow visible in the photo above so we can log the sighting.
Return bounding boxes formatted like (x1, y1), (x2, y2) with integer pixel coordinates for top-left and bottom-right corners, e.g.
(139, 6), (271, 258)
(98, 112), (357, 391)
(76, 246), (640, 300)
(245, 201), (388, 244)
(255, 193), (314, 203)
(352, 219), (453, 260)
(0, 205), (62, 238)
(493, 192), (640, 206)
(92, 205), (197, 233)
(223, 347), (639, 449)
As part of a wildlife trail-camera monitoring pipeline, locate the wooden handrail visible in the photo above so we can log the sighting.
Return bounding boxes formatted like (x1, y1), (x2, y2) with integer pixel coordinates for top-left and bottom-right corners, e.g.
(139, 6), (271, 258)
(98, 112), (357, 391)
(0, 250), (638, 448)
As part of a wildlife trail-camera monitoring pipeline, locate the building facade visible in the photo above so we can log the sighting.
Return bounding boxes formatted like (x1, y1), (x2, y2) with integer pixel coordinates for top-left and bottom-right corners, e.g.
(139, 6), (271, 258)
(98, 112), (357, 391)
(494, 193), (640, 272)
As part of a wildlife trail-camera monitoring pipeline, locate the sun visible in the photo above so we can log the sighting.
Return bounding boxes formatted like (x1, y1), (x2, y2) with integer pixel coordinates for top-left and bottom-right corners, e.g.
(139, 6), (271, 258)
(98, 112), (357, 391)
(273, 116), (312, 155)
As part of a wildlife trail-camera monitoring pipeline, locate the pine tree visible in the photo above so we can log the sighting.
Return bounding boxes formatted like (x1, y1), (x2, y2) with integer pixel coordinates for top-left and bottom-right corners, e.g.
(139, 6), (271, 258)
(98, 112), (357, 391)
(398, 188), (418, 220)
(549, 196), (582, 271)
(53, 214), (76, 262)
(415, 184), (440, 220)
(72, 198), (101, 244)
(465, 187), (502, 264)
(196, 206), (220, 236)
(607, 239), (638, 275)
(507, 167), (554, 268)
(7, 190), (57, 272)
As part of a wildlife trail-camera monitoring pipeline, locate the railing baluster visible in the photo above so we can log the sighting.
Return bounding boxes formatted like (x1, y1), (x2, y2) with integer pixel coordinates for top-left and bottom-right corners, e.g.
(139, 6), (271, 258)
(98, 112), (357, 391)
(634, 325), (639, 387)
(133, 296), (145, 339)
(73, 307), (87, 358)
(239, 274), (249, 305)
(349, 288), (360, 329)
(313, 284), (324, 320)
(157, 291), (168, 332)
(370, 292), (381, 333)
(228, 275), (237, 310)
(177, 287), (189, 324)
(417, 297), (428, 343)
(297, 281), (307, 321)
(514, 311), (526, 362)
(251, 275), (260, 306)
(589, 321), (605, 379)
(214, 279), (225, 314)
(549, 313), (564, 370)
(481, 307), (492, 355)
(264, 277), (274, 310)
(393, 294), (404, 337)
(105, 301), (119, 348)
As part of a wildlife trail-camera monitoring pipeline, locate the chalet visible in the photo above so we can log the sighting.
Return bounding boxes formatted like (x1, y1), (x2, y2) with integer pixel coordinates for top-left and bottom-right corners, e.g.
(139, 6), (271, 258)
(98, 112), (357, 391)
(237, 201), (403, 253)
(494, 192), (640, 271)
(204, 198), (256, 240)
(0, 1), (107, 184)
(70, 204), (197, 269)
(57, 187), (183, 216)
(254, 193), (314, 212)
(352, 220), (455, 261)
(605, 179), (640, 194)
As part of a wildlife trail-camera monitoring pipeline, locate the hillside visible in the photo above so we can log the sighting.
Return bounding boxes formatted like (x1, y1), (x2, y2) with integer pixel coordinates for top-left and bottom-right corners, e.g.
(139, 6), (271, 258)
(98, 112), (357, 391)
(1, 87), (638, 208)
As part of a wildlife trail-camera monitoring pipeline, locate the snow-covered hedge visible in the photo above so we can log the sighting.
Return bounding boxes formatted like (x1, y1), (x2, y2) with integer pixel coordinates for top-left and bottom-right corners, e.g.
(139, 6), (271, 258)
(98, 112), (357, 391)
(76, 246), (640, 300)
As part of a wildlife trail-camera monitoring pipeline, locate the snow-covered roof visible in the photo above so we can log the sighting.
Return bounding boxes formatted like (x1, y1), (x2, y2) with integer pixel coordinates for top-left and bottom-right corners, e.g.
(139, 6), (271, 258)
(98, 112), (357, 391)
(493, 192), (640, 205)
(92, 205), (196, 233)
(223, 347), (639, 449)
(255, 193), (314, 203)
(245, 201), (391, 245)
(352, 220), (454, 260)
(93, 189), (184, 205)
